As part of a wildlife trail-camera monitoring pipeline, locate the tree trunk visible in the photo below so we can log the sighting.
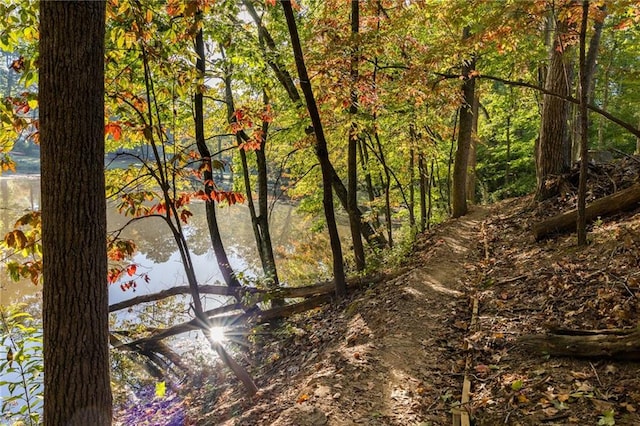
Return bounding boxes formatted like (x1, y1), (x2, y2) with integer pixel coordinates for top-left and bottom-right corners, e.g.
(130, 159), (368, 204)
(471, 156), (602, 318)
(466, 94), (480, 204)
(194, 28), (242, 289)
(577, 1), (590, 246)
(452, 26), (476, 218)
(348, 0), (365, 271)
(282, 0), (347, 297)
(535, 18), (574, 201)
(418, 153), (427, 232)
(40, 2), (112, 424)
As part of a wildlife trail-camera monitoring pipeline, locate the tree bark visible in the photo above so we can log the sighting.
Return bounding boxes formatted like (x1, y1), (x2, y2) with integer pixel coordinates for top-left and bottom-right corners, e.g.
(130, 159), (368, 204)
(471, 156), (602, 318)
(535, 17), (574, 201)
(519, 329), (640, 360)
(452, 26), (476, 218)
(40, 2), (112, 424)
(532, 183), (640, 240)
(282, 0), (347, 297)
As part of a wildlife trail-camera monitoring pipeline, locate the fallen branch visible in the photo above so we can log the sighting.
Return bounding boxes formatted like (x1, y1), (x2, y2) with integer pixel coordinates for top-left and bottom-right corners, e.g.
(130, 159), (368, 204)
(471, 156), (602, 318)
(109, 273), (386, 312)
(109, 285), (251, 312)
(532, 183), (640, 240)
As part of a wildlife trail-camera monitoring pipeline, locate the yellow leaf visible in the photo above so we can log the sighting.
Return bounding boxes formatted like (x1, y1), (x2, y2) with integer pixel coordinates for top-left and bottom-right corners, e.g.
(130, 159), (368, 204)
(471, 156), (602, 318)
(296, 393), (309, 404)
(155, 381), (166, 398)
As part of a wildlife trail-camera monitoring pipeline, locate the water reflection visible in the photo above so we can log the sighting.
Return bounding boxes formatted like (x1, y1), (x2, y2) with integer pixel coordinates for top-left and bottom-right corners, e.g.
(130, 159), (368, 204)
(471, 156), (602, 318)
(0, 176), (325, 307)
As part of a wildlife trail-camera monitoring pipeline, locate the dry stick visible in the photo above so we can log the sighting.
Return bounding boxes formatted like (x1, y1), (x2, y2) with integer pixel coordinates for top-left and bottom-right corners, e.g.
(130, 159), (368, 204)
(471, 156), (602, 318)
(453, 297), (479, 426)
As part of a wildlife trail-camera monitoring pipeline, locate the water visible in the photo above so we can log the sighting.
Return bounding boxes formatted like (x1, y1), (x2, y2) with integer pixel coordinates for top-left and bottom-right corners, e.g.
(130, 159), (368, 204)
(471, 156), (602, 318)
(0, 175), (328, 306)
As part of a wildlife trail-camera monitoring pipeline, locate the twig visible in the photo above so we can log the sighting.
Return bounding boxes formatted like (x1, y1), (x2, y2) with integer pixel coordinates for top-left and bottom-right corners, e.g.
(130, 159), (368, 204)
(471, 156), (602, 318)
(494, 275), (528, 286)
(590, 362), (603, 388)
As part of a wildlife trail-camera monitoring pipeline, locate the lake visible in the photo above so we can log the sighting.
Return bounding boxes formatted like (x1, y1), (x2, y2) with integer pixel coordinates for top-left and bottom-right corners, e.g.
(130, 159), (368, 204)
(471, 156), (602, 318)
(1, 175), (335, 307)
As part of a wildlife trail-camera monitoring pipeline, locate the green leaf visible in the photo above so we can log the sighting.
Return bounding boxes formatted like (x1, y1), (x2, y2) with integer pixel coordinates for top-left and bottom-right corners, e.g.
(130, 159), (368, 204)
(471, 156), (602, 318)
(597, 409), (615, 426)
(511, 379), (523, 391)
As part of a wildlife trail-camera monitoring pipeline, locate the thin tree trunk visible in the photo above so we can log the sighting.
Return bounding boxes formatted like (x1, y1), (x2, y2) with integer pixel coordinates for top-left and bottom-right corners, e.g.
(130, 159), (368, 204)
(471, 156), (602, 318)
(502, 119), (510, 190)
(282, 0), (346, 297)
(221, 64), (280, 304)
(428, 159), (435, 229)
(370, 130), (393, 247)
(348, 0), (365, 271)
(40, 2), (112, 423)
(194, 28), (242, 289)
(577, 1), (590, 246)
(408, 124), (417, 228)
(466, 94), (480, 203)
(418, 153), (427, 232)
(447, 109), (459, 215)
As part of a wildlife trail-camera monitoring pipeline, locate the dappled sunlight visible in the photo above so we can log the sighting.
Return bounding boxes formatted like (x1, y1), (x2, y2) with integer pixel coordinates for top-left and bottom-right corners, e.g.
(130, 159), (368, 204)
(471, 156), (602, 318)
(424, 275), (464, 296)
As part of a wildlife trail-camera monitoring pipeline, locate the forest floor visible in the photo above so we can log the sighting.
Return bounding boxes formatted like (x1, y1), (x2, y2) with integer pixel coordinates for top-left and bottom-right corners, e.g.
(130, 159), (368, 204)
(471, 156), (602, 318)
(120, 159), (640, 425)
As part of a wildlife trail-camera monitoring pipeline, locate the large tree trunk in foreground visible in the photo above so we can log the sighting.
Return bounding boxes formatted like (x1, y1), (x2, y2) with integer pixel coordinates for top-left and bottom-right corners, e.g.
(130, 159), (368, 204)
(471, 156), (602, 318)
(532, 183), (640, 240)
(520, 329), (640, 360)
(40, 2), (112, 424)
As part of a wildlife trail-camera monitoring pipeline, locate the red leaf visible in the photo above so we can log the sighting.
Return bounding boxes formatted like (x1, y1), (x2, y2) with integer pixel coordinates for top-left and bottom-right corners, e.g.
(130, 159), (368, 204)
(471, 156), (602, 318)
(180, 209), (193, 224)
(105, 122), (122, 141)
(126, 264), (137, 276)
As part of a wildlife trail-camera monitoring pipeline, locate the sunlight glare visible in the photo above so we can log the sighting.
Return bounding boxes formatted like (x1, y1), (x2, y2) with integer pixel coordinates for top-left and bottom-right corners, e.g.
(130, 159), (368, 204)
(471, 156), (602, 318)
(209, 326), (226, 343)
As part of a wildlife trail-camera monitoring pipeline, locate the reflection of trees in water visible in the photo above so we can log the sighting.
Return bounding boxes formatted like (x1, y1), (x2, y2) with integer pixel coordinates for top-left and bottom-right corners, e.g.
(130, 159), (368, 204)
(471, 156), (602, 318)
(106, 200), (307, 271)
(107, 214), (176, 264)
(4, 178), (334, 296)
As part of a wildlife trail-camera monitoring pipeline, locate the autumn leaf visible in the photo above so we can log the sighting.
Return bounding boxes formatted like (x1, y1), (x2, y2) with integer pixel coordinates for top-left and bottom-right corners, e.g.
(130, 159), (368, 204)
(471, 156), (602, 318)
(126, 264), (137, 276)
(180, 209), (193, 224)
(105, 122), (122, 141)
(296, 393), (309, 404)
(10, 56), (25, 73)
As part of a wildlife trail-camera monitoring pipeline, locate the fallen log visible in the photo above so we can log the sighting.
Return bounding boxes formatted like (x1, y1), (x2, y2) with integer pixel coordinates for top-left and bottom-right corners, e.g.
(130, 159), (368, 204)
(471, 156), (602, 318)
(109, 285), (252, 312)
(109, 273), (386, 312)
(533, 183), (640, 241)
(519, 329), (640, 360)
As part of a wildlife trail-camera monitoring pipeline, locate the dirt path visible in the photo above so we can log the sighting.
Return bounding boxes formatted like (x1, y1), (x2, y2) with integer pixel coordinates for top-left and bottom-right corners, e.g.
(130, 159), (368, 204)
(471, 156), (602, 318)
(212, 206), (490, 425)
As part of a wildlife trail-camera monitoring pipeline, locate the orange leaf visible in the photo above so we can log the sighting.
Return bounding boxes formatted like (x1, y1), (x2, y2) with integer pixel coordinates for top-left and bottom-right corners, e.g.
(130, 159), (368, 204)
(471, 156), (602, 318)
(126, 264), (137, 276)
(105, 122), (122, 141)
(296, 393), (309, 404)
